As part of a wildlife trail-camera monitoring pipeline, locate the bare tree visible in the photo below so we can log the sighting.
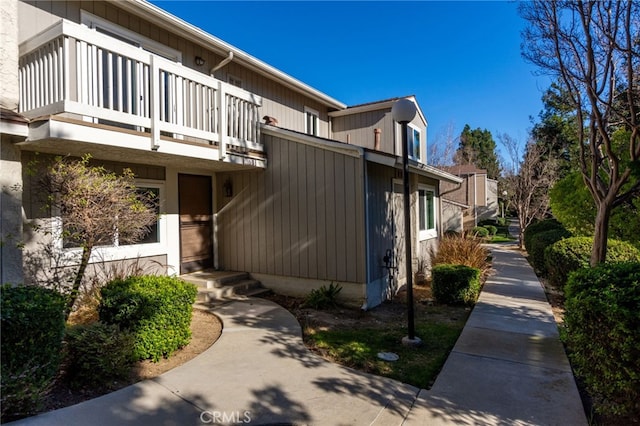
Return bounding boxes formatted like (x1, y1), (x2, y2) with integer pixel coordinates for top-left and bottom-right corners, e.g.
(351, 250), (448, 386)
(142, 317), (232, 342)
(40, 155), (157, 316)
(501, 136), (559, 248)
(520, 1), (640, 265)
(428, 121), (458, 167)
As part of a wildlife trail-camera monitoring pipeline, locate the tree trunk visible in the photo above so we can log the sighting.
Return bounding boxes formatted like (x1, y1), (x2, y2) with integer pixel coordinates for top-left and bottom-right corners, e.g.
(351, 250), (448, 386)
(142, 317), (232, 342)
(591, 201), (611, 267)
(66, 245), (92, 318)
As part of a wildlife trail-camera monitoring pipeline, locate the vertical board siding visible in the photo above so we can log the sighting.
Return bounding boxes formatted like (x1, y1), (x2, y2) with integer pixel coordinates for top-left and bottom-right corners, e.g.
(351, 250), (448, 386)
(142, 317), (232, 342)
(217, 135), (366, 284)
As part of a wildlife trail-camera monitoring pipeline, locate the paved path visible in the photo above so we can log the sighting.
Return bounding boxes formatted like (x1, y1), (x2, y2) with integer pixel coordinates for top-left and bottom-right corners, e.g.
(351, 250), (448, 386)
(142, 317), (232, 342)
(10, 242), (587, 425)
(404, 244), (587, 426)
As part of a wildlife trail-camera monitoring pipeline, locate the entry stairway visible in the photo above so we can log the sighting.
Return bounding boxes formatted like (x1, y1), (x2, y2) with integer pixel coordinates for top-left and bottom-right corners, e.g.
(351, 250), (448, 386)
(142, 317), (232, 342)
(180, 271), (270, 307)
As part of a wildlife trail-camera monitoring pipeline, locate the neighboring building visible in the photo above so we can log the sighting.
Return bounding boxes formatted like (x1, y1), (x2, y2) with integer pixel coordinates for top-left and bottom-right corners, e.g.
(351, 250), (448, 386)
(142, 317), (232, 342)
(1, 0), (461, 308)
(441, 164), (499, 231)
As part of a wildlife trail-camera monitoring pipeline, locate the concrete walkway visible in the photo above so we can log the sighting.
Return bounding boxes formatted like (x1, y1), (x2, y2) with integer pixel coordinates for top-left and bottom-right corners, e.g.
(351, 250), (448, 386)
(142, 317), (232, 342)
(404, 244), (587, 426)
(10, 243), (587, 425)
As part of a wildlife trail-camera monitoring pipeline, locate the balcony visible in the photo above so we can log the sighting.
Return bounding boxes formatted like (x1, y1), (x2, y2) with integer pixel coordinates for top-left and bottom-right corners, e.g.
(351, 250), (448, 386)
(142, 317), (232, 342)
(19, 20), (264, 168)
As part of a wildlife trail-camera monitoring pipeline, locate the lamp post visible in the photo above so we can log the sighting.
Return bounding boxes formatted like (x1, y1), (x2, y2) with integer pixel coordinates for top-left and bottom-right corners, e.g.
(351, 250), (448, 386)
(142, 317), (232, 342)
(502, 190), (508, 218)
(391, 99), (421, 346)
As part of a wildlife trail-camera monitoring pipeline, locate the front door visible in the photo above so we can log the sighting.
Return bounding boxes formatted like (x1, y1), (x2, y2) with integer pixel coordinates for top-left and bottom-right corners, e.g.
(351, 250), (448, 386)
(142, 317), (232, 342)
(179, 174), (213, 273)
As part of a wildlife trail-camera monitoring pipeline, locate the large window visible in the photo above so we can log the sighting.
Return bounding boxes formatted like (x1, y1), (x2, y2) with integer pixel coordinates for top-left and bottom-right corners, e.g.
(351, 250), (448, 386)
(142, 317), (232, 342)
(418, 186), (437, 240)
(59, 182), (163, 251)
(305, 107), (319, 136)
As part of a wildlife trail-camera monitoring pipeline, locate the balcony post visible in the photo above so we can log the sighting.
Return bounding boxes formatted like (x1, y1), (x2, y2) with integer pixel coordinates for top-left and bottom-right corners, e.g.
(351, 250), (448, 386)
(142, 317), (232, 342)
(149, 55), (160, 150)
(217, 80), (227, 160)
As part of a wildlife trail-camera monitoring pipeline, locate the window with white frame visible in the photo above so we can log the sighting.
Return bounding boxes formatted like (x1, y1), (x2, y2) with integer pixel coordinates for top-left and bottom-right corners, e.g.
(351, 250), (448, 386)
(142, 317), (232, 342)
(305, 107), (319, 136)
(59, 181), (164, 253)
(407, 124), (421, 161)
(418, 186), (437, 240)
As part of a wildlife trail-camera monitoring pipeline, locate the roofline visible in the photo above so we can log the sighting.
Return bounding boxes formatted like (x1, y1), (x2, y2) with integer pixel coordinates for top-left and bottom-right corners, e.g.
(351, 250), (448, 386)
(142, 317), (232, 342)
(118, 0), (347, 110)
(363, 149), (463, 184)
(328, 95), (428, 126)
(261, 125), (363, 158)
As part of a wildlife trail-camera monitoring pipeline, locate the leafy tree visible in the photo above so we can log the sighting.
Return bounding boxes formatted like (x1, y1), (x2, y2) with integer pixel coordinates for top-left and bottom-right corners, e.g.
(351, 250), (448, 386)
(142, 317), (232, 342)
(551, 171), (640, 249)
(521, 1), (640, 266)
(40, 155), (157, 317)
(455, 124), (501, 179)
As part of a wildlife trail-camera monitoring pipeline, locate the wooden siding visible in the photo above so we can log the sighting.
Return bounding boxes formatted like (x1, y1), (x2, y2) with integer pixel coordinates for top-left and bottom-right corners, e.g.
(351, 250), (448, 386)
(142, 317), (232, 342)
(331, 108), (427, 162)
(217, 134), (366, 283)
(19, 1), (333, 136)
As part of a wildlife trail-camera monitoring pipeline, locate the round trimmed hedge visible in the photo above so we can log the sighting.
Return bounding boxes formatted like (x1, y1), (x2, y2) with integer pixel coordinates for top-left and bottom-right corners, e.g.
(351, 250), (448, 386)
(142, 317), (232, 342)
(564, 262), (640, 418)
(523, 218), (566, 252)
(545, 237), (640, 288)
(99, 276), (197, 362)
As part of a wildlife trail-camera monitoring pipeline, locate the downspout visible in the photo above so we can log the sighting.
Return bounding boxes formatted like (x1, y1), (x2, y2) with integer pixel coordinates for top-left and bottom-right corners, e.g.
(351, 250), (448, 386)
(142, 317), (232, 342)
(210, 51), (234, 75)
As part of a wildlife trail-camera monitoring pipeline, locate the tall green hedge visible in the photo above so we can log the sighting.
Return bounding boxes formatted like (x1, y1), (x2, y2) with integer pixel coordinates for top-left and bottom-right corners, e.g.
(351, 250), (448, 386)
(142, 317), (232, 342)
(99, 276), (197, 362)
(564, 263), (640, 418)
(528, 228), (572, 275)
(545, 237), (640, 288)
(432, 264), (482, 306)
(1, 285), (65, 421)
(523, 218), (567, 252)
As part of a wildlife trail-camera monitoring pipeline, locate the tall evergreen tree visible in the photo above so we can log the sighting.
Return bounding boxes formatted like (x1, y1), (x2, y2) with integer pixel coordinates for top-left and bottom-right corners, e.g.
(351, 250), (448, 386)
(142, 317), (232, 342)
(455, 124), (501, 179)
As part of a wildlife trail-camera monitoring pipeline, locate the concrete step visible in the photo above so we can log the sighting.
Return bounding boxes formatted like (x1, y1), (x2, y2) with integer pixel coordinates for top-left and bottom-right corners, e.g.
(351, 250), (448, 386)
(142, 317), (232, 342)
(182, 271), (250, 288)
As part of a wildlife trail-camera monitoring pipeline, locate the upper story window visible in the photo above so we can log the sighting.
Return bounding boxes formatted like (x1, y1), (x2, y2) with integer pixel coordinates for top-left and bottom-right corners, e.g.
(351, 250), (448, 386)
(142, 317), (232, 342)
(418, 185), (437, 240)
(305, 106), (319, 136)
(228, 75), (243, 88)
(408, 124), (421, 162)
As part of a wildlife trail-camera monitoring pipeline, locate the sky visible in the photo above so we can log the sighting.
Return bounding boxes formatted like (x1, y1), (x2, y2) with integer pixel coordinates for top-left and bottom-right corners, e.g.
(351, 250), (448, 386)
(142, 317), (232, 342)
(151, 0), (553, 162)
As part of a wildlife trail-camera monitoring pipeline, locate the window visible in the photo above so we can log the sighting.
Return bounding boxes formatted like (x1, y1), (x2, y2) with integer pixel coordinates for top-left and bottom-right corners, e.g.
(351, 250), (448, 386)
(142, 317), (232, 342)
(59, 182), (163, 250)
(228, 75), (243, 88)
(305, 107), (319, 136)
(408, 125), (421, 161)
(418, 186), (437, 240)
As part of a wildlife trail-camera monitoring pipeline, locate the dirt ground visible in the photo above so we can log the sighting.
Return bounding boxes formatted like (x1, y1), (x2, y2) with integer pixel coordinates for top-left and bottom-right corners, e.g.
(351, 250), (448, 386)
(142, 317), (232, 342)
(42, 308), (222, 413)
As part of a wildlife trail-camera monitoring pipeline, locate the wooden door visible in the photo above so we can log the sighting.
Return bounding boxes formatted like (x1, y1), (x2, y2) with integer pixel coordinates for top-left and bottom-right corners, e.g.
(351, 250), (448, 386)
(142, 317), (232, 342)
(179, 174), (213, 273)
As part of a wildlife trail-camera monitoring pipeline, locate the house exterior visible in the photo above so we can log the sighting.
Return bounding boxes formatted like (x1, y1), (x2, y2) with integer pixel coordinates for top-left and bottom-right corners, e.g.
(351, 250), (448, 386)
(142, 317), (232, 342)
(0, 0), (461, 309)
(441, 164), (499, 231)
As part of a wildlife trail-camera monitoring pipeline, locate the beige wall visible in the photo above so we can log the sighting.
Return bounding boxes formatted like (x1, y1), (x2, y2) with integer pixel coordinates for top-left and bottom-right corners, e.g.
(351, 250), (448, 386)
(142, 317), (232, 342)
(216, 133), (366, 286)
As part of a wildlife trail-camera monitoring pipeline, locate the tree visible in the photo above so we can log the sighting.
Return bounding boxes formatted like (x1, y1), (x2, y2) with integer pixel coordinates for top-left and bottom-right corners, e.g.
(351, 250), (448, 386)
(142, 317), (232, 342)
(501, 136), (559, 248)
(428, 122), (458, 167)
(455, 124), (501, 179)
(40, 156), (157, 316)
(520, 1), (640, 266)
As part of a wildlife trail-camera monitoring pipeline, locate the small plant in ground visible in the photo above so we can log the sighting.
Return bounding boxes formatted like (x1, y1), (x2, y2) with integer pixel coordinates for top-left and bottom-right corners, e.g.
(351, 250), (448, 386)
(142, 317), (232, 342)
(1, 285), (66, 422)
(472, 226), (489, 238)
(64, 322), (135, 390)
(484, 225), (498, 236)
(431, 264), (482, 306)
(303, 282), (342, 310)
(99, 276), (197, 362)
(563, 263), (640, 419)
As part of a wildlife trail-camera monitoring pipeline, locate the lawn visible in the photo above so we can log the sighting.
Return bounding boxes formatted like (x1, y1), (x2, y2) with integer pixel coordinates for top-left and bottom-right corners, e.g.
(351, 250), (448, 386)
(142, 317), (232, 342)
(265, 288), (470, 390)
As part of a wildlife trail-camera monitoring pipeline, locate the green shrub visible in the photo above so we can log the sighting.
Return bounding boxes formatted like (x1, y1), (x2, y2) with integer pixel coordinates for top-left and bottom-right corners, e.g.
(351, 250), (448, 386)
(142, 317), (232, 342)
(99, 276), (197, 362)
(496, 217), (507, 227)
(528, 228), (572, 275)
(64, 322), (135, 390)
(523, 218), (566, 252)
(484, 225), (498, 236)
(304, 282), (342, 309)
(472, 226), (489, 238)
(432, 264), (482, 306)
(563, 263), (640, 418)
(1, 285), (65, 421)
(545, 237), (640, 288)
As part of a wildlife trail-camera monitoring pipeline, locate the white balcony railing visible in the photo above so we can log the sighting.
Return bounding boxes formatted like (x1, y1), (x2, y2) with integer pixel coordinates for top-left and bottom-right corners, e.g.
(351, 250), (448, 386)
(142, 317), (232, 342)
(19, 19), (263, 160)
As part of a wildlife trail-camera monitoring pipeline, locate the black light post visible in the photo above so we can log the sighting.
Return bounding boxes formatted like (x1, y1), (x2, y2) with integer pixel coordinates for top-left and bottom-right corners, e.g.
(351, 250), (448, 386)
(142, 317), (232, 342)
(391, 99), (421, 346)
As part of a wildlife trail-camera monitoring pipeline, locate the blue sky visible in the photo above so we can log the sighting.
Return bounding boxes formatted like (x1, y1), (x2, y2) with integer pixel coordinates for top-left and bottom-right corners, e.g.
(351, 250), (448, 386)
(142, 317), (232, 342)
(151, 1), (552, 161)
